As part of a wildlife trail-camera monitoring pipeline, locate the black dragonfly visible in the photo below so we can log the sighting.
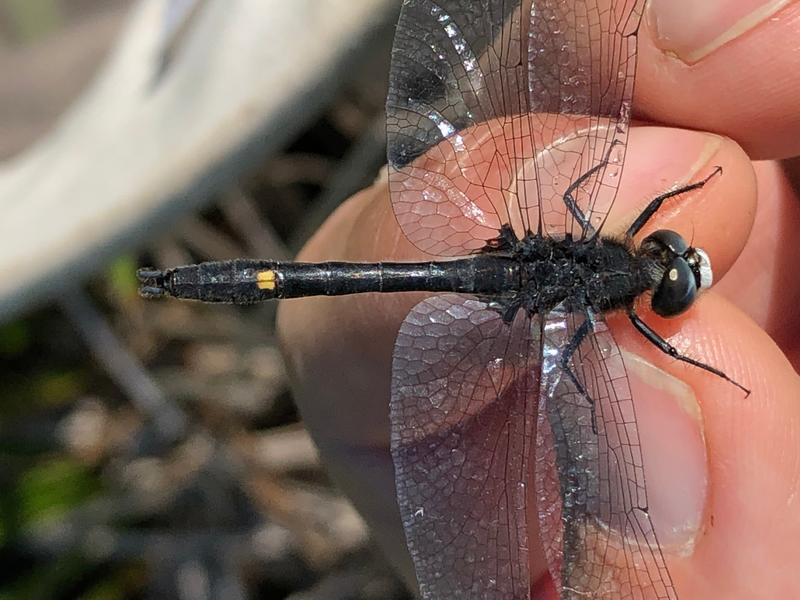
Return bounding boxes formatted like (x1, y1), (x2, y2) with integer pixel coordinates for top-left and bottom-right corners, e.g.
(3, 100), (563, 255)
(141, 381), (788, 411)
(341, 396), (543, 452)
(138, 0), (748, 597)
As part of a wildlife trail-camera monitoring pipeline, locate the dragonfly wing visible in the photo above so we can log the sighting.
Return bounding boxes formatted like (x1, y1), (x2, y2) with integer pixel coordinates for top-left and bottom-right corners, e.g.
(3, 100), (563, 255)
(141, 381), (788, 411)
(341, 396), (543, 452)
(391, 294), (540, 598)
(386, 0), (646, 256)
(536, 303), (678, 599)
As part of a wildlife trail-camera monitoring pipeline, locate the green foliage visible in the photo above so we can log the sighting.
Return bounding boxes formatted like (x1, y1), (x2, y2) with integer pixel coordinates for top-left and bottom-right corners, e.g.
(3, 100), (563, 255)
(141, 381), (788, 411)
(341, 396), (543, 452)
(15, 458), (100, 526)
(3, 0), (61, 43)
(0, 369), (87, 417)
(0, 321), (31, 357)
(35, 371), (86, 407)
(105, 256), (140, 299)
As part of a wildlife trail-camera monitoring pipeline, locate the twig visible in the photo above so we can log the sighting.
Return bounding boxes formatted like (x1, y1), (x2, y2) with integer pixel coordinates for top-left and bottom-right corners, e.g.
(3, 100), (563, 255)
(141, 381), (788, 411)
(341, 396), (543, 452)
(220, 188), (291, 260)
(59, 287), (187, 442)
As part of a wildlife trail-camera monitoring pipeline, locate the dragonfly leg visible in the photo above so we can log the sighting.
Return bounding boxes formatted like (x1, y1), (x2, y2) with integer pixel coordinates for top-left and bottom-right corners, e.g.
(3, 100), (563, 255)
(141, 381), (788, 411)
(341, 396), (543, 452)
(562, 139), (622, 239)
(626, 167), (723, 238)
(560, 317), (600, 434)
(482, 297), (520, 324)
(627, 307), (750, 395)
(483, 223), (520, 252)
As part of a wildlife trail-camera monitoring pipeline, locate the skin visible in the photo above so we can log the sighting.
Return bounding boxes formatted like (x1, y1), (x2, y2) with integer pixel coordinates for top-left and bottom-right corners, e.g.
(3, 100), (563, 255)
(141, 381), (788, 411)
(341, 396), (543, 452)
(277, 2), (800, 598)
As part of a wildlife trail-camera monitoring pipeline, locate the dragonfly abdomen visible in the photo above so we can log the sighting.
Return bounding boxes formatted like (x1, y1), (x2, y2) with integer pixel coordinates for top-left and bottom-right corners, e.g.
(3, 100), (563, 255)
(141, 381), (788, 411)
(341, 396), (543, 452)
(137, 256), (520, 303)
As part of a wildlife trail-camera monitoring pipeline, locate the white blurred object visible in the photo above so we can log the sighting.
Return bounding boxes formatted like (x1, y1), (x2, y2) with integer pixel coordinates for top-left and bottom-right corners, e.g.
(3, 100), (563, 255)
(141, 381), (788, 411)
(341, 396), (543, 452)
(0, 0), (396, 322)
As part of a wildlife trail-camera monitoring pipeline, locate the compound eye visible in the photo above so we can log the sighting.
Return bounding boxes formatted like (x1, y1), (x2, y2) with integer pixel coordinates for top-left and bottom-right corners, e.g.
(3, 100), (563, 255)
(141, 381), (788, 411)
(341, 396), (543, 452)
(652, 257), (698, 317)
(642, 230), (690, 256)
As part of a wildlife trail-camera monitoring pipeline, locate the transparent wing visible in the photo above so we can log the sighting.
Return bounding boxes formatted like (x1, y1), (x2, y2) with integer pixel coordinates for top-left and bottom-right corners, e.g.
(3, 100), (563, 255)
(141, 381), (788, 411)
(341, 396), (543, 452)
(390, 294), (539, 599)
(386, 0), (645, 256)
(537, 303), (678, 599)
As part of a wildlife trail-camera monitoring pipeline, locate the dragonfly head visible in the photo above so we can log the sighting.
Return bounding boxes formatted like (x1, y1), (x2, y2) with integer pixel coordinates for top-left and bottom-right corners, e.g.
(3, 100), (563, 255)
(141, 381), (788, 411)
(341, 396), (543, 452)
(640, 229), (713, 317)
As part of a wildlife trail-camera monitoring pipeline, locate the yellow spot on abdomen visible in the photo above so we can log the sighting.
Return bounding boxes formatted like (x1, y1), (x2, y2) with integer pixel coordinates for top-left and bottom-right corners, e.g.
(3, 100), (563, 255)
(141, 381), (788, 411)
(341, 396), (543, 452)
(257, 270), (277, 291)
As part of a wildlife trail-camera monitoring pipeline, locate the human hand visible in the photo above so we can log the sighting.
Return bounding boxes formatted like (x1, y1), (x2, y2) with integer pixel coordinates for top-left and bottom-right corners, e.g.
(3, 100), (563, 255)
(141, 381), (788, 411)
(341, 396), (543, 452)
(277, 1), (800, 597)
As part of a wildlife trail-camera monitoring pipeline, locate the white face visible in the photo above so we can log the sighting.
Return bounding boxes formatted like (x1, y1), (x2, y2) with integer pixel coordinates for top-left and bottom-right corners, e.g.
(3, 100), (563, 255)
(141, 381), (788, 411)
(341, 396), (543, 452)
(693, 247), (714, 290)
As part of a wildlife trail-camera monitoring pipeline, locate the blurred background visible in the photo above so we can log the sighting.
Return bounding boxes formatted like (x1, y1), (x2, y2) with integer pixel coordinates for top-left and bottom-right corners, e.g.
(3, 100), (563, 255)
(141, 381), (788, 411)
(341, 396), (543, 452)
(0, 1), (410, 598)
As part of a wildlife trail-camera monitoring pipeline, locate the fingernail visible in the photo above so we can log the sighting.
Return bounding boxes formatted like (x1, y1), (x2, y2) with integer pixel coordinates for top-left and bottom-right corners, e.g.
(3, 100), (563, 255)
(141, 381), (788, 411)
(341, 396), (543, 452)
(647, 0), (791, 63)
(623, 351), (708, 554)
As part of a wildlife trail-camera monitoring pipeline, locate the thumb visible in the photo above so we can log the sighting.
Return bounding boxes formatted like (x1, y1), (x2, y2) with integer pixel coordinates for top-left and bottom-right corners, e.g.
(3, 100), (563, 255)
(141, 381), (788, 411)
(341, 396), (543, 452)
(609, 294), (800, 598)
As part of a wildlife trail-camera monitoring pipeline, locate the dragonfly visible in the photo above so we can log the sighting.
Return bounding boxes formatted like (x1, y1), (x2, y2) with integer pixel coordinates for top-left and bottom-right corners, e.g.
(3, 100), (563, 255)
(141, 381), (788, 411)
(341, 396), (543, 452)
(138, 0), (749, 597)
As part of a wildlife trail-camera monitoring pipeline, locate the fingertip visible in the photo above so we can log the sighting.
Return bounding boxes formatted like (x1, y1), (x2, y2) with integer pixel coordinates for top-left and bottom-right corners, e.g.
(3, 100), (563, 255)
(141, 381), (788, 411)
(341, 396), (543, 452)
(636, 1), (800, 158)
(623, 294), (800, 597)
(611, 126), (756, 279)
(690, 298), (800, 596)
(715, 160), (800, 368)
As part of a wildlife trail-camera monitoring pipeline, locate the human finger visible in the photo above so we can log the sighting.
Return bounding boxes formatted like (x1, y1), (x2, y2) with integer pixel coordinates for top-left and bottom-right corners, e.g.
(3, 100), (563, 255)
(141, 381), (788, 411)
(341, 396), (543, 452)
(605, 294), (800, 598)
(636, 0), (800, 159)
(716, 159), (800, 369)
(276, 127), (756, 588)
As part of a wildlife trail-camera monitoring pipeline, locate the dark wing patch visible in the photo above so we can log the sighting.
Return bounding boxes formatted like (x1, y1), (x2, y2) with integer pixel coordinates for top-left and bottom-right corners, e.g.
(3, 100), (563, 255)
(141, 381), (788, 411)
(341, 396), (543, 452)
(386, 0), (645, 256)
(536, 303), (678, 599)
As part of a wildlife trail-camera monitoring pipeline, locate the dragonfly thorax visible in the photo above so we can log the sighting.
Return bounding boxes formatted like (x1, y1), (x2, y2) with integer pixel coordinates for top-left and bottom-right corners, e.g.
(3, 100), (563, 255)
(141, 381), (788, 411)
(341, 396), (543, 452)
(498, 227), (714, 320)
(498, 233), (654, 319)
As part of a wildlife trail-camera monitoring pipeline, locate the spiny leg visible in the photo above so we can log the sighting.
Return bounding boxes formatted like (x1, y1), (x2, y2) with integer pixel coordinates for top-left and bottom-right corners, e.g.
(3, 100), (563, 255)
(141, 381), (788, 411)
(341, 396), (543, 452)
(627, 307), (750, 395)
(562, 139), (622, 239)
(560, 317), (600, 434)
(626, 166), (723, 238)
